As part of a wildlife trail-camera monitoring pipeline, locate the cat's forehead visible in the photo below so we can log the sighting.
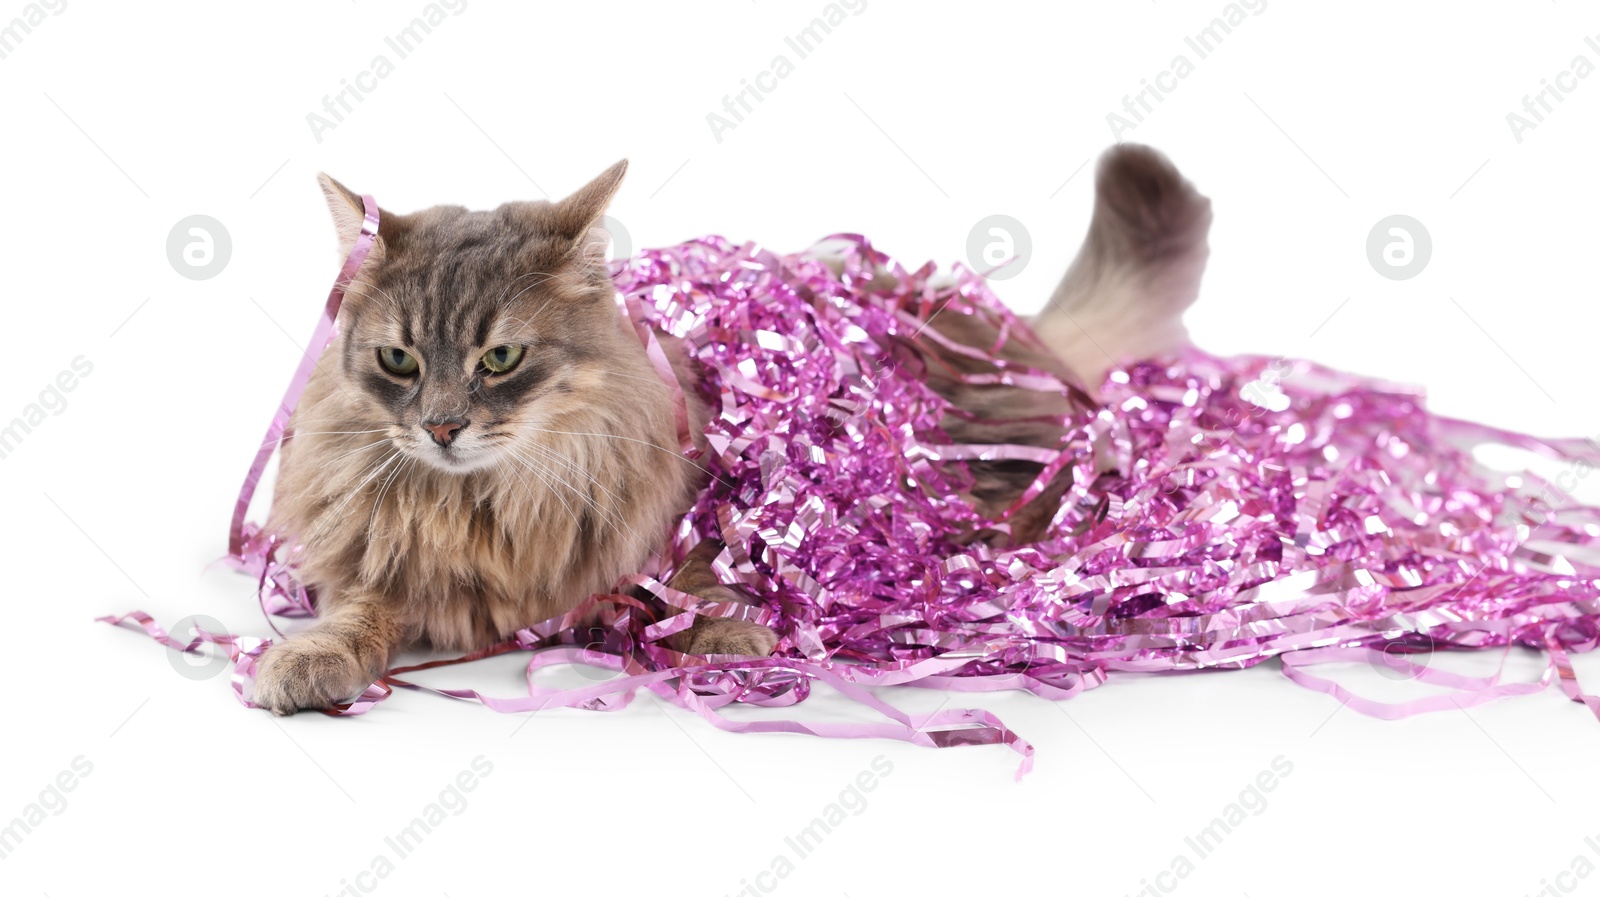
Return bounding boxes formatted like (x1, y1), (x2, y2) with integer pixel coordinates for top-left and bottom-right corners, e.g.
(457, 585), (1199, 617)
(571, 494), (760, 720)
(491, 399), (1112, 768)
(374, 210), (551, 293)
(351, 204), (583, 345)
(389, 207), (543, 274)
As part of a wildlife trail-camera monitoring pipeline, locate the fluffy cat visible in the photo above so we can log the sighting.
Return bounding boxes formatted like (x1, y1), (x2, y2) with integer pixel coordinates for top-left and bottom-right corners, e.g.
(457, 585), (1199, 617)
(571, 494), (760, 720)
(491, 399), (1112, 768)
(252, 144), (1210, 715)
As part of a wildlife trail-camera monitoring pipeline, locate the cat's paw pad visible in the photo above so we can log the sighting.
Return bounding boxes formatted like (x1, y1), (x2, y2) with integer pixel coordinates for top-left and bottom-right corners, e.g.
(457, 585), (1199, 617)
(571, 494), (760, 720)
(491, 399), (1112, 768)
(686, 618), (779, 657)
(252, 639), (369, 716)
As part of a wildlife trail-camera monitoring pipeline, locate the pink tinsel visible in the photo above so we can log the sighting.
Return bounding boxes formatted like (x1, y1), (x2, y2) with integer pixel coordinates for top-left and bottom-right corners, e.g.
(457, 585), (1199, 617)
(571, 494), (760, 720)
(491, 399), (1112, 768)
(103, 231), (1600, 777)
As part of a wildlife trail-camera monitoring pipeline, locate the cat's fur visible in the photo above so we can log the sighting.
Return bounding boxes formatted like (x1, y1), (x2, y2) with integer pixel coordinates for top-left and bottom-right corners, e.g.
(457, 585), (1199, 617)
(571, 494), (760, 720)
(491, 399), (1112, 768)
(252, 144), (1211, 715)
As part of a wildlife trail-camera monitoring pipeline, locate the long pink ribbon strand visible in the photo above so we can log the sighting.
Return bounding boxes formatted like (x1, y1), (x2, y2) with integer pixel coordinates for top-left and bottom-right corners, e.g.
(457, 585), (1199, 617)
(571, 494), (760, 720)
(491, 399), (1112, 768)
(227, 197), (379, 559)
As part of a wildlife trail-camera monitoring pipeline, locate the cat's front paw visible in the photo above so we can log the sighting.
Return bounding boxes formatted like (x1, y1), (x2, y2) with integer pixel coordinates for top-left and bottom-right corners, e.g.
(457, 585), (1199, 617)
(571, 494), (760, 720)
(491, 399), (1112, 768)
(253, 639), (372, 716)
(685, 618), (779, 657)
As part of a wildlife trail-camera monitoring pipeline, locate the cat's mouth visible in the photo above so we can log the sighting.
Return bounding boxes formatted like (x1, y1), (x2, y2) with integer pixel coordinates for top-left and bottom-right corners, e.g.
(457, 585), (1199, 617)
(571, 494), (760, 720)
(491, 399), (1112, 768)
(408, 438), (499, 474)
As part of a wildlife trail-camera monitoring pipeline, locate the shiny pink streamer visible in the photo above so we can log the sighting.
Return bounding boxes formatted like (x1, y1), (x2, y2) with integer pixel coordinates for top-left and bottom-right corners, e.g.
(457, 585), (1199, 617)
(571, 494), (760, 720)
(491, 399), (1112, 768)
(226, 195), (380, 618)
(102, 221), (1600, 778)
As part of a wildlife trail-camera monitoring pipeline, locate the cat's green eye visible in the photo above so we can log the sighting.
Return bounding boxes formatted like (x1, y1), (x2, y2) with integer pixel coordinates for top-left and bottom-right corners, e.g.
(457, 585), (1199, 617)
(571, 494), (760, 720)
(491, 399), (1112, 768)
(480, 344), (524, 374)
(377, 347), (419, 376)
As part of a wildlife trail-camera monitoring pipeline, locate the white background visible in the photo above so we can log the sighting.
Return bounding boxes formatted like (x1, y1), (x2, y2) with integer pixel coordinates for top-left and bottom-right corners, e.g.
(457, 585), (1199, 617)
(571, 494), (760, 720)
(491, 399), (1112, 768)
(3, 1), (1599, 895)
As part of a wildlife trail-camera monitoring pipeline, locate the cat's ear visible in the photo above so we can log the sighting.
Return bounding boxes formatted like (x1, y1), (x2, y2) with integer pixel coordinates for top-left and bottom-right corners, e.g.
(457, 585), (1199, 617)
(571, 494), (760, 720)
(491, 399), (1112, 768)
(317, 172), (386, 263)
(551, 159), (627, 256)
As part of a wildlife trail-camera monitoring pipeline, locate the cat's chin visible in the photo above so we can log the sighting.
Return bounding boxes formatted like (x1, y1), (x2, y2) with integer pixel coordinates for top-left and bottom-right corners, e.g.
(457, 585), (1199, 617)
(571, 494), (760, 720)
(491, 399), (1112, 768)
(412, 447), (499, 475)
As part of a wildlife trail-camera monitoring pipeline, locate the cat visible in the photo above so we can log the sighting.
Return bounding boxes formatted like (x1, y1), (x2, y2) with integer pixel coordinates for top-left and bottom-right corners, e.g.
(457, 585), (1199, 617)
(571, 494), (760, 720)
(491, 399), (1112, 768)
(251, 144), (1211, 715)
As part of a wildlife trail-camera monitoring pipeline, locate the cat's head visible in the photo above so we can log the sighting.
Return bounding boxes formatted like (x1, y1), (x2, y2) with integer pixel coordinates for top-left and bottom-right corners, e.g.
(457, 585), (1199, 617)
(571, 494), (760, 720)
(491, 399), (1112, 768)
(317, 161), (636, 474)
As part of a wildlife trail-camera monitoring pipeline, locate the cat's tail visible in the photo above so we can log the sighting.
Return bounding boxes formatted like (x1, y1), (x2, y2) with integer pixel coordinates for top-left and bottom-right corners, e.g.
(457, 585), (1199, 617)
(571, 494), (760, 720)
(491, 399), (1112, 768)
(1032, 143), (1212, 389)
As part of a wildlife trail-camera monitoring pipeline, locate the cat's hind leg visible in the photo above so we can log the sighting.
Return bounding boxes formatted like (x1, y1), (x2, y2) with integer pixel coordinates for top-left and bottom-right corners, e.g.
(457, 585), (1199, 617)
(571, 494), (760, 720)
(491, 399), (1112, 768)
(661, 541), (778, 657)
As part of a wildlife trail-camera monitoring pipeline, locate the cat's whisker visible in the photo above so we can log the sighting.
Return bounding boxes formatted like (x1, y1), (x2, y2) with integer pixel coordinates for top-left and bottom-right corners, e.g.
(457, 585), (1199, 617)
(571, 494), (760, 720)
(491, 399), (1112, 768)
(494, 453), (584, 538)
(500, 270), (591, 326)
(493, 270), (569, 309)
(283, 417), (373, 426)
(302, 449), (403, 547)
(588, 368), (680, 390)
(506, 268), (589, 300)
(521, 424), (728, 486)
(490, 268), (554, 305)
(482, 274), (568, 338)
(345, 282), (411, 333)
(368, 453), (414, 537)
(516, 440), (636, 524)
(502, 444), (651, 554)
(501, 445), (605, 523)
(324, 437), (398, 466)
(513, 442), (639, 535)
(269, 428), (389, 448)
(346, 280), (404, 312)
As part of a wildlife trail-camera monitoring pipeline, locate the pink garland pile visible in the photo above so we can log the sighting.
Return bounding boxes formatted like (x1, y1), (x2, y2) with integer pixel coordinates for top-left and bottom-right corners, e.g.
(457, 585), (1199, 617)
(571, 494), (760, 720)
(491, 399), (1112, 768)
(103, 232), (1600, 777)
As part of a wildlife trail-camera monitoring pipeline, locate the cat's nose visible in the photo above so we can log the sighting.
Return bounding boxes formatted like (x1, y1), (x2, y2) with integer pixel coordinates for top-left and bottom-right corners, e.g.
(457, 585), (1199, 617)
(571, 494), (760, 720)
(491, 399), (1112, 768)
(422, 417), (467, 447)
